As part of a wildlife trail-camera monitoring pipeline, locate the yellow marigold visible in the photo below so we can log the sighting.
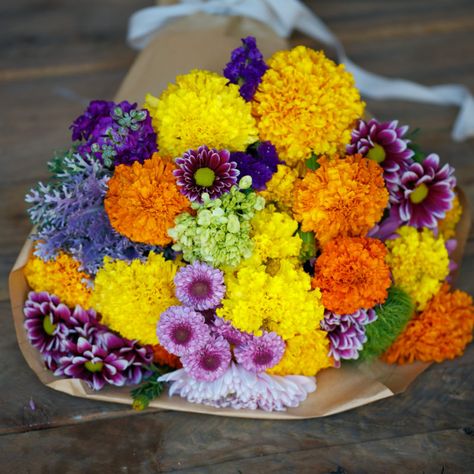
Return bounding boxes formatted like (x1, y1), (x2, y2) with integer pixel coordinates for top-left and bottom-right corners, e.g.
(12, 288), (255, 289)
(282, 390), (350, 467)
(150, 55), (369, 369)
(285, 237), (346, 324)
(253, 46), (364, 165)
(268, 331), (333, 376)
(293, 155), (388, 247)
(145, 70), (258, 157)
(438, 193), (462, 240)
(250, 205), (301, 263)
(386, 226), (449, 311)
(24, 252), (92, 309)
(259, 164), (299, 212)
(383, 284), (474, 364)
(313, 236), (391, 314)
(91, 252), (179, 345)
(217, 258), (325, 340)
(104, 153), (190, 246)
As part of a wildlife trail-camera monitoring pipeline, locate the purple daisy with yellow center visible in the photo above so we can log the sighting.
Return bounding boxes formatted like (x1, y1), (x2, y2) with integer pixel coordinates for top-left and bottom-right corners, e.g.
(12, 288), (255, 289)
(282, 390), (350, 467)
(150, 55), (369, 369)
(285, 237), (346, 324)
(181, 335), (231, 382)
(174, 261), (226, 311)
(234, 331), (285, 373)
(173, 146), (239, 203)
(347, 119), (414, 198)
(157, 306), (211, 356)
(393, 153), (456, 228)
(55, 337), (130, 390)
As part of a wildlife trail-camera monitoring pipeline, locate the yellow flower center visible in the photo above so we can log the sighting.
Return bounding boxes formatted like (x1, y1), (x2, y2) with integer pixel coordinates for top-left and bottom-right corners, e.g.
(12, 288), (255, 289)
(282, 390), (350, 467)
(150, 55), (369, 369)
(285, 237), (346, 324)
(410, 183), (429, 204)
(43, 315), (57, 336)
(85, 361), (104, 373)
(194, 167), (216, 187)
(367, 144), (386, 163)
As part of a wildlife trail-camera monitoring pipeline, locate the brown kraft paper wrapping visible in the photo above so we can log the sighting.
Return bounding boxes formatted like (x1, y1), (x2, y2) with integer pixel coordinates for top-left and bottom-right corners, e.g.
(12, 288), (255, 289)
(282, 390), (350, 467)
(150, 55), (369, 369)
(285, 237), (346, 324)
(8, 14), (472, 419)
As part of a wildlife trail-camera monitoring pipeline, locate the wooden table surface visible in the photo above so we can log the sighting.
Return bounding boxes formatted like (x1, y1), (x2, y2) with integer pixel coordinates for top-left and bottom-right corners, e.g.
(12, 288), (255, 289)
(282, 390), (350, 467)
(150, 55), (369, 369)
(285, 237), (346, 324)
(1, 1), (473, 472)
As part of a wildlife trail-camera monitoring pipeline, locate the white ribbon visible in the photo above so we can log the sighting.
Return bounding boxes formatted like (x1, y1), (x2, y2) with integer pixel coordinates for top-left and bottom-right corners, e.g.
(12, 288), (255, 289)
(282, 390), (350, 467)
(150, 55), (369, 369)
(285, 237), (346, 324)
(128, 0), (474, 141)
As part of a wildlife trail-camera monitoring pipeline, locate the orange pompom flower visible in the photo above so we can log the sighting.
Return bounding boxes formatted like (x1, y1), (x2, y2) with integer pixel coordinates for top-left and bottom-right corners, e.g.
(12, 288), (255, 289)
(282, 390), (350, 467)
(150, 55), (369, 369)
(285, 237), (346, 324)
(293, 155), (388, 247)
(313, 236), (391, 314)
(152, 344), (182, 369)
(383, 284), (474, 364)
(104, 153), (190, 246)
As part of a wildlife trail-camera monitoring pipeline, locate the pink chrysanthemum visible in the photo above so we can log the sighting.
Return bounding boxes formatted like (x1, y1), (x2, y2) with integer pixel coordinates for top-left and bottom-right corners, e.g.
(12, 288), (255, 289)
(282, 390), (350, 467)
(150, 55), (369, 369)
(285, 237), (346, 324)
(174, 261), (226, 310)
(173, 145), (239, 203)
(181, 335), (231, 382)
(234, 332), (285, 372)
(347, 119), (414, 198)
(211, 316), (252, 347)
(156, 306), (211, 356)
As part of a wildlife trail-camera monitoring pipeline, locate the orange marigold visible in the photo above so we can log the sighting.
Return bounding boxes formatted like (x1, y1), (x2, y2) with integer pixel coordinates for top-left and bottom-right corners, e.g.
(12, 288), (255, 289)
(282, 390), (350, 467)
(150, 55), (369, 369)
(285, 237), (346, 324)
(313, 236), (391, 314)
(104, 153), (190, 246)
(293, 155), (388, 247)
(383, 284), (474, 364)
(152, 344), (182, 369)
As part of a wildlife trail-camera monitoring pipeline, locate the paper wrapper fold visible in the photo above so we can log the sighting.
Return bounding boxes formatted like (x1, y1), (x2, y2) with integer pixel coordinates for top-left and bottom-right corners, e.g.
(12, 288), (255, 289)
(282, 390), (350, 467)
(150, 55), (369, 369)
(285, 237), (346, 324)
(9, 15), (472, 419)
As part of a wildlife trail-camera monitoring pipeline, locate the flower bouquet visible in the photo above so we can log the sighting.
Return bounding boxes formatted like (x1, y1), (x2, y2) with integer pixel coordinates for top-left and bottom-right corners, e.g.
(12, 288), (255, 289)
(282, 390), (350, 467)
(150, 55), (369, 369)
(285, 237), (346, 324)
(9, 33), (473, 418)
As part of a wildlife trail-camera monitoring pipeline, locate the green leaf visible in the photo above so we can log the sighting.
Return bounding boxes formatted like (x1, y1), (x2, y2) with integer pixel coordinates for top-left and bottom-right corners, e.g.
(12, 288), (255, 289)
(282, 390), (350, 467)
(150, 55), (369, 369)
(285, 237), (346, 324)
(306, 153), (320, 171)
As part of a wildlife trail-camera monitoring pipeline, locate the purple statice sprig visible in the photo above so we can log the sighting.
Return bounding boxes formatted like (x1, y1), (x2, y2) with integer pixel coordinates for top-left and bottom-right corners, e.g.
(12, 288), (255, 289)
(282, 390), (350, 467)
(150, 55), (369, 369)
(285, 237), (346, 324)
(224, 36), (268, 102)
(70, 100), (157, 167)
(26, 153), (159, 274)
(23, 291), (154, 389)
(230, 141), (281, 191)
(321, 309), (377, 367)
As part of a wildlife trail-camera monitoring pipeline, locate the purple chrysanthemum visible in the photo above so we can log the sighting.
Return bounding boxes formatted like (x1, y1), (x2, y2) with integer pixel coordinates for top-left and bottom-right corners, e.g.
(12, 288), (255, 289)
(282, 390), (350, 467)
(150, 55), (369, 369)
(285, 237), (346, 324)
(347, 119), (414, 198)
(173, 146), (239, 203)
(157, 306), (211, 356)
(321, 309), (377, 367)
(230, 141), (280, 191)
(393, 153), (456, 229)
(174, 261), (225, 310)
(234, 332), (285, 373)
(55, 337), (129, 390)
(23, 291), (70, 356)
(70, 100), (157, 167)
(211, 316), (252, 347)
(223, 36), (268, 101)
(181, 335), (231, 382)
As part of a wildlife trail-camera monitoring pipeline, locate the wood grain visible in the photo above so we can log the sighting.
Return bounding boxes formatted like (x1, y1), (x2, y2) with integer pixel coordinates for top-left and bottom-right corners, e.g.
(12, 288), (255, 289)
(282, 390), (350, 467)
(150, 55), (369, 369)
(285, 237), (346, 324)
(1, 0), (473, 472)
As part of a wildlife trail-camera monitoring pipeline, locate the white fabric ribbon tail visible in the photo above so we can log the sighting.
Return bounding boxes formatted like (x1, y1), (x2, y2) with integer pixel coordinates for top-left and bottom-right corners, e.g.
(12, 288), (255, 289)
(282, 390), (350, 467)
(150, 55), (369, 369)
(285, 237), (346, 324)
(127, 0), (474, 142)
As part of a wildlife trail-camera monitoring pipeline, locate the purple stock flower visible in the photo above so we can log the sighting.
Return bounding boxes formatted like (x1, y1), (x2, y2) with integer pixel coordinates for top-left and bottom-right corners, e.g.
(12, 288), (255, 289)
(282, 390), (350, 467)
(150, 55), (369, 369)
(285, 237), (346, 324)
(70, 100), (157, 167)
(211, 316), (252, 347)
(234, 332), (285, 373)
(230, 141), (280, 191)
(223, 36), (268, 101)
(174, 146), (239, 203)
(393, 154), (456, 229)
(181, 335), (231, 382)
(55, 337), (129, 391)
(24, 291), (70, 357)
(347, 119), (414, 198)
(157, 306), (211, 356)
(174, 261), (225, 310)
(321, 309), (377, 367)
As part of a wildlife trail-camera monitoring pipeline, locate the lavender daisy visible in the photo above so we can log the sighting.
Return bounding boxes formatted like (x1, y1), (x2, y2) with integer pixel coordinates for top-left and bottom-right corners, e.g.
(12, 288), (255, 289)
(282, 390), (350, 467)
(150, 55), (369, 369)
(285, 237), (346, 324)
(23, 291), (70, 355)
(234, 332), (285, 373)
(174, 261), (225, 310)
(347, 119), (414, 197)
(393, 153), (456, 229)
(181, 335), (231, 382)
(321, 309), (377, 367)
(173, 146), (239, 203)
(223, 36), (268, 102)
(157, 306), (211, 356)
(230, 141), (280, 191)
(55, 337), (129, 391)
